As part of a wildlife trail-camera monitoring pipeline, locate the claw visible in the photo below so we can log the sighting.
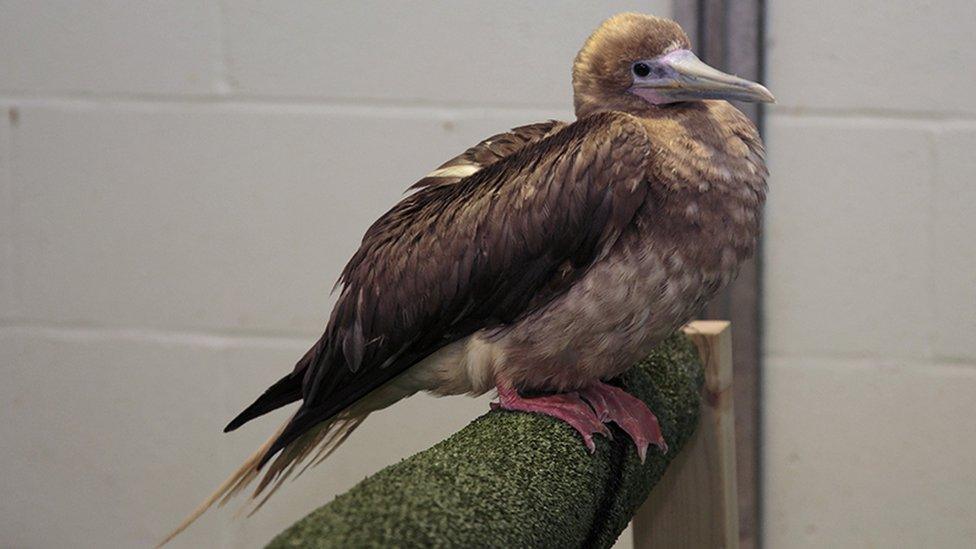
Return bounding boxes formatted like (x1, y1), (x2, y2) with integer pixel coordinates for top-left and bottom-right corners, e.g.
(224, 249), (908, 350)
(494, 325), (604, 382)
(579, 381), (667, 462)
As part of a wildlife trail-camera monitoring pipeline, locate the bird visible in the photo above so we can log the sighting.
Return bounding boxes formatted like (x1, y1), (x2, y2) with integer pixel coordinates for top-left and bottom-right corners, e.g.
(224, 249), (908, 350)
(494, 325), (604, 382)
(163, 12), (771, 543)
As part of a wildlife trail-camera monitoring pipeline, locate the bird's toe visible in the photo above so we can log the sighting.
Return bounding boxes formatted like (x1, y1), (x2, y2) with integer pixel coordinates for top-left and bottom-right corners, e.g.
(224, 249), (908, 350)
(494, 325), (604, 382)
(579, 381), (667, 462)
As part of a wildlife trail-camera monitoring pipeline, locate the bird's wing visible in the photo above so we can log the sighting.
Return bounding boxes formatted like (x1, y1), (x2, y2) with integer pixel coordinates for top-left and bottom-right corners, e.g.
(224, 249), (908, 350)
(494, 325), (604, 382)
(260, 111), (654, 464)
(408, 120), (566, 190)
(223, 121), (568, 433)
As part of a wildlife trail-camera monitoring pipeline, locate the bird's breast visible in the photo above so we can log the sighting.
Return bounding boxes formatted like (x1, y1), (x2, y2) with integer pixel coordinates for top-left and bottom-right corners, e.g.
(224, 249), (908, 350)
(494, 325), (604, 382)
(484, 111), (767, 392)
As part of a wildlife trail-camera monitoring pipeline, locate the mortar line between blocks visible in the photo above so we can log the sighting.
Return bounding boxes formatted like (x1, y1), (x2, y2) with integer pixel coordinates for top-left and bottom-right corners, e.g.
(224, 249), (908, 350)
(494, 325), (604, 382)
(0, 322), (315, 349)
(0, 91), (570, 120)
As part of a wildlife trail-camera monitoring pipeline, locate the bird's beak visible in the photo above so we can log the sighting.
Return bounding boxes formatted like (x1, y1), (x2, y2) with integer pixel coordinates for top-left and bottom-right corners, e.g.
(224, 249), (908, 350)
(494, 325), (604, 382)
(632, 49), (775, 104)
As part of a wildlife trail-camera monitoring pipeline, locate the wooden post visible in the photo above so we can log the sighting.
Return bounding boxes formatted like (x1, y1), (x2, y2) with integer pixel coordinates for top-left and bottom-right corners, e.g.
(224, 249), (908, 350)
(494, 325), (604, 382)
(632, 320), (739, 549)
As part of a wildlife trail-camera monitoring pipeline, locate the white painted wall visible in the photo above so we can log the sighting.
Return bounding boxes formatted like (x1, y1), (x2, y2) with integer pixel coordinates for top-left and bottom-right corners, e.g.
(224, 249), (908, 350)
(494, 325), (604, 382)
(0, 2), (668, 548)
(9, 2), (972, 548)
(764, 1), (976, 547)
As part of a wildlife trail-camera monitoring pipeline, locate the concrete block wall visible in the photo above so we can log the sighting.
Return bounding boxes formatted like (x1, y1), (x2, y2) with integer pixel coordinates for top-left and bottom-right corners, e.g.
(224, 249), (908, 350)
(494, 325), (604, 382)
(764, 1), (976, 547)
(0, 2), (665, 548)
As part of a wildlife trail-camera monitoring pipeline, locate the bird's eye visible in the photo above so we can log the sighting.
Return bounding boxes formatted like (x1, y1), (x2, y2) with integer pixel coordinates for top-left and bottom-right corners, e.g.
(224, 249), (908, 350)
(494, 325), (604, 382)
(632, 62), (652, 78)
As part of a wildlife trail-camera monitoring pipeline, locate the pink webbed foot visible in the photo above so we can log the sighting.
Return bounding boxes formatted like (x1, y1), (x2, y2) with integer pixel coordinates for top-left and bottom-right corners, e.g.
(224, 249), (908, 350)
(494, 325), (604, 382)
(492, 384), (611, 453)
(579, 380), (667, 462)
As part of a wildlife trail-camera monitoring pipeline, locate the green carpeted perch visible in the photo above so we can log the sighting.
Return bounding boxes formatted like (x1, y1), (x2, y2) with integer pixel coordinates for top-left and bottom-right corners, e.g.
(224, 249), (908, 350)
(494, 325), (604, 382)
(267, 333), (704, 549)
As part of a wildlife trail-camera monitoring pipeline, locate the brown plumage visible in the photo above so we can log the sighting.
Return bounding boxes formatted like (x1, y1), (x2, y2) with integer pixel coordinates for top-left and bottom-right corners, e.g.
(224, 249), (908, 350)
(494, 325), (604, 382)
(163, 12), (771, 544)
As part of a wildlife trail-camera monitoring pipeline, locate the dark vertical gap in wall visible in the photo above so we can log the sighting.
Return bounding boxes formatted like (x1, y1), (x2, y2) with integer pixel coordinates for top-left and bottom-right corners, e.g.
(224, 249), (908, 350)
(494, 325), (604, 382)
(671, 1), (765, 547)
(753, 2), (766, 547)
(695, 0), (707, 53)
(673, 0), (700, 51)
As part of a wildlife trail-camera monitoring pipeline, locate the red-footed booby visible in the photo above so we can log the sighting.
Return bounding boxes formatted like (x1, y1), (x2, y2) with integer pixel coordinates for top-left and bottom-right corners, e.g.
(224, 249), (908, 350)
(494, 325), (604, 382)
(163, 12), (771, 543)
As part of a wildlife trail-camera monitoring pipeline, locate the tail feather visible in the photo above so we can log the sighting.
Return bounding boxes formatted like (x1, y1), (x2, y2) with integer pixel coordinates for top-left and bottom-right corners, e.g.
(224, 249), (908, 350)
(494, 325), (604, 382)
(224, 339), (328, 433)
(156, 416), (291, 548)
(246, 417), (365, 516)
(224, 373), (302, 433)
(156, 412), (365, 547)
(307, 418), (363, 469)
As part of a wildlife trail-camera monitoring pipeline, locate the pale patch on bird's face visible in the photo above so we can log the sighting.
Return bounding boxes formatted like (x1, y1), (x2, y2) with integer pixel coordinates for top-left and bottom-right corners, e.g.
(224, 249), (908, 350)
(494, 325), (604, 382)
(626, 53), (681, 105)
(628, 48), (775, 105)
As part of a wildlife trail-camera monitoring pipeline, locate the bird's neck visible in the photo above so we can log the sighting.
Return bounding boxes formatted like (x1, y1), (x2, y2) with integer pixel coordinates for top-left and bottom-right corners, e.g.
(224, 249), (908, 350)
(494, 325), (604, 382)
(574, 98), (644, 119)
(574, 95), (703, 120)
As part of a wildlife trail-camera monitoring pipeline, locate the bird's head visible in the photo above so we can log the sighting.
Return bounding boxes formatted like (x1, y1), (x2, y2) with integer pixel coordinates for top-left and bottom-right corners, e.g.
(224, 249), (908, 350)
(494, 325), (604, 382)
(573, 13), (774, 117)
